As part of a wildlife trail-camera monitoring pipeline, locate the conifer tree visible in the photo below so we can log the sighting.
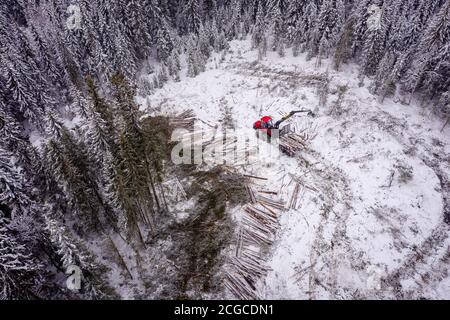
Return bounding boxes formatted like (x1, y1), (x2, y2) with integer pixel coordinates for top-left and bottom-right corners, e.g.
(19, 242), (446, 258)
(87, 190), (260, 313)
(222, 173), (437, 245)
(359, 3), (388, 81)
(110, 73), (158, 238)
(286, 0), (307, 55)
(167, 51), (181, 81)
(199, 24), (212, 59)
(252, 0), (266, 50)
(186, 36), (206, 77)
(267, 0), (286, 55)
(405, 1), (450, 98)
(42, 128), (104, 229)
(0, 147), (33, 219)
(156, 20), (174, 62)
(179, 0), (202, 34)
(0, 215), (41, 299)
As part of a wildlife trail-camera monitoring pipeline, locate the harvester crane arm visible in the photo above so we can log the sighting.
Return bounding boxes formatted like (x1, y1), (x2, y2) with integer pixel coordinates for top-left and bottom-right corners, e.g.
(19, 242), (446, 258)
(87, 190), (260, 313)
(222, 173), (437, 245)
(274, 109), (313, 128)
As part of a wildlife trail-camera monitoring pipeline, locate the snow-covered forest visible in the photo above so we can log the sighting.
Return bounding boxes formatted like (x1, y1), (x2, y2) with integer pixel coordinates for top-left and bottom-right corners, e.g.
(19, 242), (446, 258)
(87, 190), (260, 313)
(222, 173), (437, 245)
(1, 0), (449, 300)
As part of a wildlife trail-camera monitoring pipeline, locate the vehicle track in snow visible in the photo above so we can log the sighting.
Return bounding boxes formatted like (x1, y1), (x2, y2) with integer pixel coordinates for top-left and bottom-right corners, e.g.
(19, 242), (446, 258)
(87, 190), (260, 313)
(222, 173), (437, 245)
(368, 110), (450, 298)
(298, 148), (354, 299)
(381, 223), (450, 298)
(352, 101), (450, 299)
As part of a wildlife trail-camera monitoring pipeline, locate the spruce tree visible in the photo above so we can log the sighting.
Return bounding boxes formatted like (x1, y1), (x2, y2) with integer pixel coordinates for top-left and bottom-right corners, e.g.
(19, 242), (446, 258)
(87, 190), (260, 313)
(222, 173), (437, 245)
(42, 128), (104, 229)
(156, 21), (174, 62)
(405, 1), (450, 98)
(179, 0), (202, 34)
(252, 0), (266, 50)
(167, 51), (181, 81)
(266, 0), (286, 55)
(0, 215), (41, 299)
(110, 73), (158, 238)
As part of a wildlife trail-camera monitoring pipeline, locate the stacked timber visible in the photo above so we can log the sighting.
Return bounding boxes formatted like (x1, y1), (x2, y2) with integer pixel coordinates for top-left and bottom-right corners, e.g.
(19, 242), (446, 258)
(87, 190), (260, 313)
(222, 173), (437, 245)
(224, 180), (286, 300)
(169, 109), (196, 130)
(279, 132), (308, 156)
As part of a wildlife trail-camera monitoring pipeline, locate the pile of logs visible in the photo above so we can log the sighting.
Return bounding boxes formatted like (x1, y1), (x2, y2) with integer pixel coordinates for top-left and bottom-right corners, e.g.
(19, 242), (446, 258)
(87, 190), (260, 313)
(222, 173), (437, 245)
(276, 113), (318, 157)
(224, 179), (287, 300)
(224, 254), (272, 300)
(279, 132), (309, 156)
(169, 109), (196, 130)
(255, 194), (286, 211)
(176, 128), (260, 166)
(243, 205), (278, 242)
(224, 172), (312, 299)
(245, 185), (257, 204)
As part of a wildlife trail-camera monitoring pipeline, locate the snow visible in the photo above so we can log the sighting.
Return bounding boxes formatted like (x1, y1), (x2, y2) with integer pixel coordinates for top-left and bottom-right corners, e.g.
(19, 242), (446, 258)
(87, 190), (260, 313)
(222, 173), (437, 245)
(139, 39), (450, 299)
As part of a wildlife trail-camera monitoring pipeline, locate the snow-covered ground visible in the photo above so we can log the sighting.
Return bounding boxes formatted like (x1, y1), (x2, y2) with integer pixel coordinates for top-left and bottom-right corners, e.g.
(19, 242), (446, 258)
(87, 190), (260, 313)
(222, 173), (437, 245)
(139, 39), (450, 299)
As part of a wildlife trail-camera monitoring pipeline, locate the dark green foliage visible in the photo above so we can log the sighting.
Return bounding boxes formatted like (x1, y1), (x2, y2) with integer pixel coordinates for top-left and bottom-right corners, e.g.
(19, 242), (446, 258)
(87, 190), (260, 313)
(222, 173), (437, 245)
(164, 166), (249, 298)
(43, 129), (104, 229)
(141, 116), (175, 179)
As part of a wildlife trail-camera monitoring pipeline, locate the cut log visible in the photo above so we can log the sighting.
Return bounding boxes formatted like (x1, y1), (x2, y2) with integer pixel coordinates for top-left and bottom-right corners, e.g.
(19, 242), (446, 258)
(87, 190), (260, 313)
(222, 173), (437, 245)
(256, 194), (286, 211)
(246, 185), (257, 204)
(288, 182), (301, 210)
(244, 174), (268, 181)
